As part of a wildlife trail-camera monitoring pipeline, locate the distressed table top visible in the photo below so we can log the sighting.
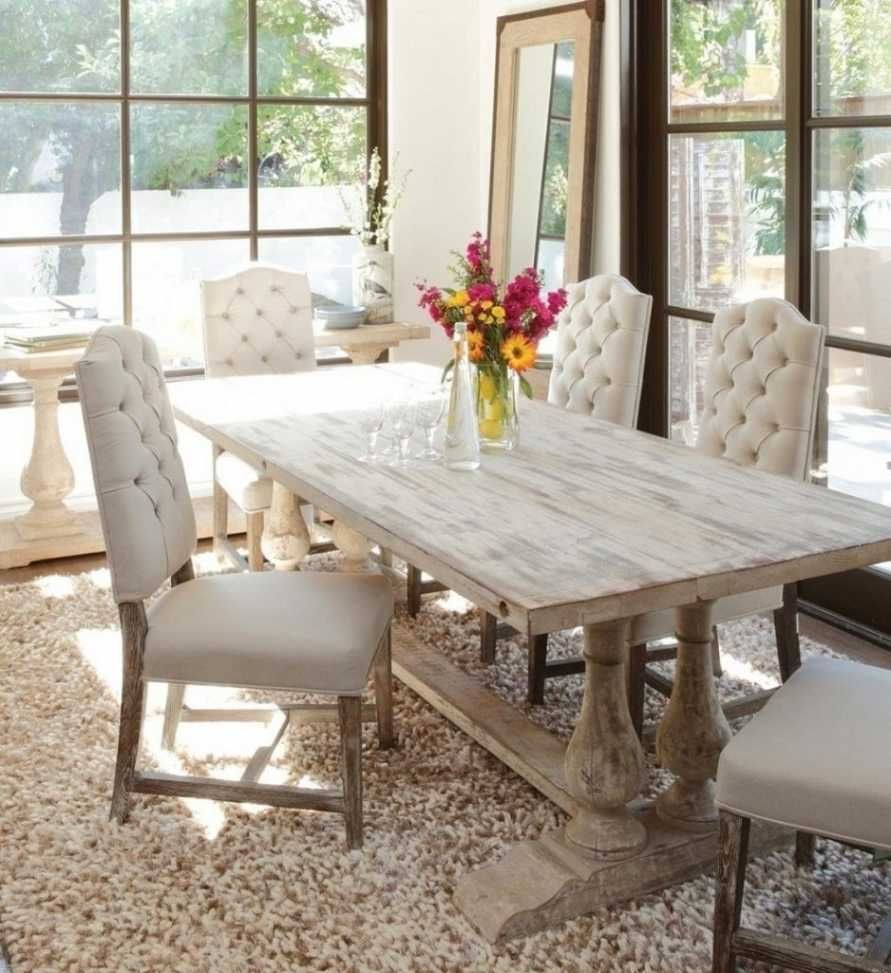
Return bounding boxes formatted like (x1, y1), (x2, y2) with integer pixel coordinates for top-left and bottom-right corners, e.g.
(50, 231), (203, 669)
(171, 363), (891, 634)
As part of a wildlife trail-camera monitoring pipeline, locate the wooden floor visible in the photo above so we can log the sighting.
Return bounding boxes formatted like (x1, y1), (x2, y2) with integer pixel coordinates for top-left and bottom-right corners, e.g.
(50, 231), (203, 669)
(2, 548), (890, 967)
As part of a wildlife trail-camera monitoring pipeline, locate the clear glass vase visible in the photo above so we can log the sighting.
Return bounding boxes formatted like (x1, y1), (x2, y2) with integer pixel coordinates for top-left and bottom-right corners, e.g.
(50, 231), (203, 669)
(476, 363), (519, 452)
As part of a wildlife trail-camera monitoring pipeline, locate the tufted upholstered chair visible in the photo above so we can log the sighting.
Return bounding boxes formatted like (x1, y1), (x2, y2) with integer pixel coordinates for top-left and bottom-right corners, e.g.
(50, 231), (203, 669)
(547, 274), (653, 422)
(200, 263), (316, 571)
(713, 658), (891, 972)
(516, 298), (825, 713)
(77, 325), (394, 849)
(442, 275), (654, 683)
(621, 298), (826, 730)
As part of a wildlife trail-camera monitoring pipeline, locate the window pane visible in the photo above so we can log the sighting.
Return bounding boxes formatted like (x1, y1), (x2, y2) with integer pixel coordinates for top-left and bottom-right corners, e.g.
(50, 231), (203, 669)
(819, 349), (891, 509)
(258, 0), (367, 97)
(0, 0), (120, 93)
(814, 0), (891, 116)
(130, 0), (248, 96)
(669, 131), (786, 311)
(0, 243), (123, 384)
(257, 235), (358, 306)
(130, 104), (249, 233)
(132, 239), (248, 369)
(0, 103), (121, 238)
(669, 316), (713, 444)
(670, 0), (784, 123)
(812, 127), (891, 343)
(257, 105), (366, 230)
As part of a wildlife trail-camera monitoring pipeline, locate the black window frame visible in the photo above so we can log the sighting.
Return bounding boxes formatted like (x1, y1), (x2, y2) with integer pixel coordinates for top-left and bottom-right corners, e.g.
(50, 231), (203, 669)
(632, 0), (891, 646)
(0, 0), (389, 404)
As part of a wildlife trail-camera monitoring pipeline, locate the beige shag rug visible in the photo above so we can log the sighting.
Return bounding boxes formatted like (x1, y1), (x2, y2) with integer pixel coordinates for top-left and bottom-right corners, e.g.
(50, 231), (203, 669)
(0, 553), (888, 973)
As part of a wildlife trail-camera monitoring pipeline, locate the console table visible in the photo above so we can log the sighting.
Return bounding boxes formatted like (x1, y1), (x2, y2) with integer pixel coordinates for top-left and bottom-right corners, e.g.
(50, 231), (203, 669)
(0, 321), (431, 569)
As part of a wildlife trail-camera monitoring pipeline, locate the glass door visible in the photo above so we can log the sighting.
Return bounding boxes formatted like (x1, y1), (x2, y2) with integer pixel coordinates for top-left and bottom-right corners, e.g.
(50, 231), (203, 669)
(799, 0), (891, 639)
(635, 0), (891, 643)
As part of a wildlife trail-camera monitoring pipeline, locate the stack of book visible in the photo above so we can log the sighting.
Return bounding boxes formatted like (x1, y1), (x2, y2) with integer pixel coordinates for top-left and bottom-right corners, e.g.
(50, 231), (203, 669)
(2, 325), (95, 353)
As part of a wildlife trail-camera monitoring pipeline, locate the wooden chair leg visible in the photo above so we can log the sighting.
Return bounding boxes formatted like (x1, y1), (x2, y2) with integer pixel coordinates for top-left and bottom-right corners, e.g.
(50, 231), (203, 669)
(212, 445), (228, 562)
(711, 626), (723, 678)
(338, 696), (363, 850)
(774, 582), (801, 683)
(795, 831), (816, 867)
(407, 564), (422, 617)
(161, 683), (186, 750)
(713, 811), (751, 973)
(373, 628), (395, 750)
(111, 603), (148, 824)
(480, 610), (497, 665)
(527, 633), (548, 706)
(246, 511), (265, 572)
(627, 641), (647, 740)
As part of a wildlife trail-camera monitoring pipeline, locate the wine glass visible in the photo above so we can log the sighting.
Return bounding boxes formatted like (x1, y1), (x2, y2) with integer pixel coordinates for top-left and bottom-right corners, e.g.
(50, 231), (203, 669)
(387, 398), (416, 466)
(358, 399), (385, 463)
(415, 390), (447, 461)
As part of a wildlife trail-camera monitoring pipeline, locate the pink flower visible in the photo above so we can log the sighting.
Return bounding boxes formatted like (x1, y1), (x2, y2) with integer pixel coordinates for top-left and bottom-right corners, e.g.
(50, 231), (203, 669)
(548, 288), (568, 316)
(468, 282), (497, 304)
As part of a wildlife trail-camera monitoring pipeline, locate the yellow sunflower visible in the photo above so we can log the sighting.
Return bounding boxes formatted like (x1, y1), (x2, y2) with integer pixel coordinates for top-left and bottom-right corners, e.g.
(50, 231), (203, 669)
(501, 334), (536, 372)
(466, 328), (486, 362)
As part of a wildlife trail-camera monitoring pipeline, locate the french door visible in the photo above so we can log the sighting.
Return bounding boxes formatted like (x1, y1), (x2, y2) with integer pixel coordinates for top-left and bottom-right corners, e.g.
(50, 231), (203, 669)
(633, 0), (891, 644)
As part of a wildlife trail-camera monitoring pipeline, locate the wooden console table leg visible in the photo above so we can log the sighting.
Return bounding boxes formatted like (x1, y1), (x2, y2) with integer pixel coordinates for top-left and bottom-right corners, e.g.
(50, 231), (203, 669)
(340, 344), (391, 366)
(261, 482), (311, 571)
(564, 618), (648, 858)
(655, 600), (731, 831)
(15, 371), (80, 539)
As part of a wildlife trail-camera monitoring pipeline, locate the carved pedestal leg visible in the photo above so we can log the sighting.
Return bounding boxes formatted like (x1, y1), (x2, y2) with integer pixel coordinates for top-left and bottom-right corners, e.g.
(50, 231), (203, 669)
(656, 600), (731, 831)
(564, 619), (648, 859)
(261, 482), (311, 571)
(16, 371), (80, 540)
(332, 521), (373, 572)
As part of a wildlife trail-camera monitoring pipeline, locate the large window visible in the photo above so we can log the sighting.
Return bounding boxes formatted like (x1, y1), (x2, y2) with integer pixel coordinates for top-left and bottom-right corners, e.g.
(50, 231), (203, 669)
(0, 0), (385, 384)
(636, 0), (891, 640)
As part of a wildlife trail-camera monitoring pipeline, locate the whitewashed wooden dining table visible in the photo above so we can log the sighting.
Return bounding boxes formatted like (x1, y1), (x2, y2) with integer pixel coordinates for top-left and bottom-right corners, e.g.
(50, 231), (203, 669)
(171, 361), (891, 943)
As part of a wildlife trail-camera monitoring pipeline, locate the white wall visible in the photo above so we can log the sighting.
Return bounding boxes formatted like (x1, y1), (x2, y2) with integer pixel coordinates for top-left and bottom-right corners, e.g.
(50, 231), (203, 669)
(389, 0), (623, 367)
(388, 0), (483, 366)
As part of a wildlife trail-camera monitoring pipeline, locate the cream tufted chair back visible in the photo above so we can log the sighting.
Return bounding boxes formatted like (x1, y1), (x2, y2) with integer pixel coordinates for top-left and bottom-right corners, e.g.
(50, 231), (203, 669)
(77, 326), (197, 605)
(696, 298), (825, 479)
(548, 274), (653, 424)
(201, 264), (316, 378)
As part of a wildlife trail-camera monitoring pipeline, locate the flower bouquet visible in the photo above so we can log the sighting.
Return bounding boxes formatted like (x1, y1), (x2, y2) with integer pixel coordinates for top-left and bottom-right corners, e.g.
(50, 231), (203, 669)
(417, 233), (567, 450)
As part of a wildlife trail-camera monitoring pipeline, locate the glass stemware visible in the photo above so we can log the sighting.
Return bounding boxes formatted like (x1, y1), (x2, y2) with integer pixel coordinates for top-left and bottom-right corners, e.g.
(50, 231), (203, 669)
(387, 398), (416, 466)
(415, 391), (447, 461)
(358, 400), (385, 463)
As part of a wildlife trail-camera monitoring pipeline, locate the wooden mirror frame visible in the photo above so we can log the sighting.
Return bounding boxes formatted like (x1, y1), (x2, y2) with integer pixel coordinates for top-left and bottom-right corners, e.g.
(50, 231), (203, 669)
(488, 1), (604, 284)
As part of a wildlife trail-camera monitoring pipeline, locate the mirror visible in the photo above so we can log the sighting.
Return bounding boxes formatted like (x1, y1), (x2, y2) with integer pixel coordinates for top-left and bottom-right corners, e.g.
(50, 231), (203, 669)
(490, 2), (603, 286)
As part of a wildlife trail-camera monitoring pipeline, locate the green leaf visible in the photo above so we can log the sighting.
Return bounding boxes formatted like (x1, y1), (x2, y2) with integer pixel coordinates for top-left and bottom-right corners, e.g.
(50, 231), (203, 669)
(519, 375), (534, 400)
(441, 358), (455, 383)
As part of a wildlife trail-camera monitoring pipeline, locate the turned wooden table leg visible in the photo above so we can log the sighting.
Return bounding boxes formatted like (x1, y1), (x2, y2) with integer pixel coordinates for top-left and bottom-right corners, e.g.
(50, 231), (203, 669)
(261, 482), (311, 571)
(564, 618), (648, 859)
(656, 600), (731, 831)
(332, 521), (373, 572)
(16, 371), (80, 539)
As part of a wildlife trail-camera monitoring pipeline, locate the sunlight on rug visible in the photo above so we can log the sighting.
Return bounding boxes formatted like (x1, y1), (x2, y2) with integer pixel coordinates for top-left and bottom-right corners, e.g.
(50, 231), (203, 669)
(0, 555), (887, 972)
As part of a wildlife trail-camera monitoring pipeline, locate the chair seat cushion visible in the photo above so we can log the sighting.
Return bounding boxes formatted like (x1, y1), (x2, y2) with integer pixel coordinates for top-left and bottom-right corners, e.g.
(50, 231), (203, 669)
(717, 657), (891, 850)
(215, 451), (272, 513)
(144, 572), (393, 696)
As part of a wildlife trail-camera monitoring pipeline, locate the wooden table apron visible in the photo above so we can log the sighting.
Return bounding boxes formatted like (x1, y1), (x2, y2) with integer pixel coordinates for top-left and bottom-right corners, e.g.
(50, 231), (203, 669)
(171, 363), (891, 942)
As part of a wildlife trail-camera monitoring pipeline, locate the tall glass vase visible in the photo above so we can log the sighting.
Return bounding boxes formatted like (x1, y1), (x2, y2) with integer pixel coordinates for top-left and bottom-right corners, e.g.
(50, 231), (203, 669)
(476, 362), (519, 452)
